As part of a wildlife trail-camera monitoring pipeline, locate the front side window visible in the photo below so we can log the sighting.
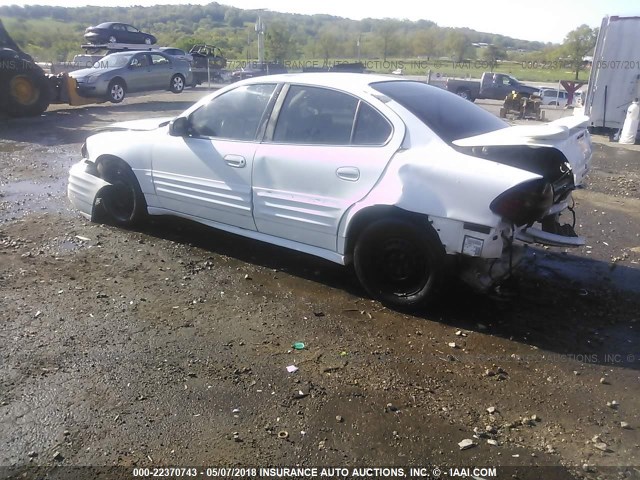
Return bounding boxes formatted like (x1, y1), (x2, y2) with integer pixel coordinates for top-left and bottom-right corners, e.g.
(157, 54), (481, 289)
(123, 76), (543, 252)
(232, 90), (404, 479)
(273, 85), (358, 145)
(126, 25), (140, 33)
(130, 54), (149, 68)
(189, 84), (276, 141)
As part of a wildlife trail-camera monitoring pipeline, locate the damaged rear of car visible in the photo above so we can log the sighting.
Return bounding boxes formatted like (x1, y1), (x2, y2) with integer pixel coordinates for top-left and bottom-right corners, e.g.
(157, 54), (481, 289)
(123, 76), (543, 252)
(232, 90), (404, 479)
(365, 80), (592, 297)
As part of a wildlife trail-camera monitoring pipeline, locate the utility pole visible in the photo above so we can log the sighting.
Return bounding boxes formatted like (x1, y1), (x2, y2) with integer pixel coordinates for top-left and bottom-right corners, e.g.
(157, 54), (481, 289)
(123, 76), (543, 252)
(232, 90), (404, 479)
(256, 16), (265, 64)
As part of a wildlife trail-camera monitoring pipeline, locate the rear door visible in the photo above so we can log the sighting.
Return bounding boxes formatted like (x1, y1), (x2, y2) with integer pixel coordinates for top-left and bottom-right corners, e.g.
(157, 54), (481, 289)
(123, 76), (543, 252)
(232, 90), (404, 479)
(149, 53), (172, 89)
(252, 84), (403, 251)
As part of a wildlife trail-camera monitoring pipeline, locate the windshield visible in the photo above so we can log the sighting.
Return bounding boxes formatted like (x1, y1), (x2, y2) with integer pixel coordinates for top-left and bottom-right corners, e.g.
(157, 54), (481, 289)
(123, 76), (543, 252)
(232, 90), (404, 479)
(94, 53), (132, 69)
(371, 80), (508, 143)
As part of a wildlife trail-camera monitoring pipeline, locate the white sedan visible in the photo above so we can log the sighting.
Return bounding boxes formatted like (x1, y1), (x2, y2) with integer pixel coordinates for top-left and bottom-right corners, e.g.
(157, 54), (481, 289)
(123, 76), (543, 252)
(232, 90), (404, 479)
(68, 73), (592, 308)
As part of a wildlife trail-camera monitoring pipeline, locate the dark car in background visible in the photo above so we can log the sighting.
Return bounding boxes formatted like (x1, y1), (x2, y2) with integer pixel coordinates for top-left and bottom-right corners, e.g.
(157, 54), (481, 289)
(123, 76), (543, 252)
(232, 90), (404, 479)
(84, 22), (157, 45)
(446, 72), (539, 102)
(230, 62), (287, 81)
(159, 47), (193, 63)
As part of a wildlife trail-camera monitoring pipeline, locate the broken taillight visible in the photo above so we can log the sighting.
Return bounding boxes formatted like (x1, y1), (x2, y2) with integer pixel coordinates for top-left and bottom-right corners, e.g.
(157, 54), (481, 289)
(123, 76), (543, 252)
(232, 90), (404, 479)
(490, 179), (553, 226)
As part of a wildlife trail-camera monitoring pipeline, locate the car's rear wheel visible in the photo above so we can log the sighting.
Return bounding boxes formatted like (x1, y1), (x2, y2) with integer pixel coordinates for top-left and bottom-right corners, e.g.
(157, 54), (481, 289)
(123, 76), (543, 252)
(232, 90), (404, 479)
(353, 218), (444, 309)
(456, 88), (472, 101)
(107, 79), (126, 103)
(170, 74), (185, 93)
(98, 160), (147, 227)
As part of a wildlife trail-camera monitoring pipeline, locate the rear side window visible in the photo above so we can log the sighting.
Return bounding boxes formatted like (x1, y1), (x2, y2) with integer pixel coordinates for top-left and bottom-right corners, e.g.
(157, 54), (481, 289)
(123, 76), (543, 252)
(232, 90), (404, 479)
(372, 80), (507, 143)
(353, 102), (392, 145)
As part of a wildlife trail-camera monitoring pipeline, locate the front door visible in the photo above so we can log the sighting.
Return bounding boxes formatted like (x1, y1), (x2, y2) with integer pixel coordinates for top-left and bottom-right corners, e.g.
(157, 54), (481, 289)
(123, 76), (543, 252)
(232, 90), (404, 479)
(149, 53), (172, 89)
(151, 83), (277, 230)
(126, 53), (152, 93)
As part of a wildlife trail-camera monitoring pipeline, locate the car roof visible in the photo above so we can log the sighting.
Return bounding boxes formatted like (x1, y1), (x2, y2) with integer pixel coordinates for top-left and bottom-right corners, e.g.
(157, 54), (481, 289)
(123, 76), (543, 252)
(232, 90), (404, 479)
(235, 72), (420, 96)
(102, 51), (140, 59)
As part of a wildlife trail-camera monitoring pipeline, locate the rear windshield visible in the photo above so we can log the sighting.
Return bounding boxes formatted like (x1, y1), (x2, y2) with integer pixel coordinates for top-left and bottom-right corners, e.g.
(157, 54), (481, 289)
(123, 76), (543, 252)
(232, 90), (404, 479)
(371, 81), (507, 143)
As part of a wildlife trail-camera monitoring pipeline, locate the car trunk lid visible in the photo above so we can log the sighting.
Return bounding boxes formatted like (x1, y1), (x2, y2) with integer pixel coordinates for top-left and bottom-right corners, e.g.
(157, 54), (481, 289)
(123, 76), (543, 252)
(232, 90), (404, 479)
(453, 115), (592, 186)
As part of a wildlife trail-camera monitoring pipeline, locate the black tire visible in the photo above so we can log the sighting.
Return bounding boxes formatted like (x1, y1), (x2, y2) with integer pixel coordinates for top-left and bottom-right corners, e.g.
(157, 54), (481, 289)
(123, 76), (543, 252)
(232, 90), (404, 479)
(170, 74), (185, 93)
(98, 160), (147, 227)
(107, 79), (126, 103)
(353, 217), (444, 309)
(3, 69), (50, 117)
(456, 88), (472, 101)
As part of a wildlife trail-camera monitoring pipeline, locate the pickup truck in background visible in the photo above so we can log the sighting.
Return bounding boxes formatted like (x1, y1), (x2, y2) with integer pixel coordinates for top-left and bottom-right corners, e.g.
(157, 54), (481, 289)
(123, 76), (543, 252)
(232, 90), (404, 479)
(446, 72), (540, 101)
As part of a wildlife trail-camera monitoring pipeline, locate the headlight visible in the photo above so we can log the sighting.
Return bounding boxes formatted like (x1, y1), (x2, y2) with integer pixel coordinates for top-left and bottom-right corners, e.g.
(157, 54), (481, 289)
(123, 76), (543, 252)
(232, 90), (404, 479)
(85, 75), (99, 84)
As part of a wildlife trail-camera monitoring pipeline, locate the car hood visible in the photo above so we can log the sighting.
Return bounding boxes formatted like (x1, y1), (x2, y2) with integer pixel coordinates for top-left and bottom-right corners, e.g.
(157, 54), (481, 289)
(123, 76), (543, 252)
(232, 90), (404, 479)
(96, 117), (174, 132)
(519, 85), (540, 93)
(70, 66), (120, 78)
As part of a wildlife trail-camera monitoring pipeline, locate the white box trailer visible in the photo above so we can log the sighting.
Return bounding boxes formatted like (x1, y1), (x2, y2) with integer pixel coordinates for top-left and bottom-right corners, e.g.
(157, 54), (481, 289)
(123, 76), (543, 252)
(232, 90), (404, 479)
(583, 16), (640, 133)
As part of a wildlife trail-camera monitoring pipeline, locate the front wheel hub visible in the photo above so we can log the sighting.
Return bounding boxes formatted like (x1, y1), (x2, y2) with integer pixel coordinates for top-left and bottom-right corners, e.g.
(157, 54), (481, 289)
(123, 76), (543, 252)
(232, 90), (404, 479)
(10, 76), (38, 106)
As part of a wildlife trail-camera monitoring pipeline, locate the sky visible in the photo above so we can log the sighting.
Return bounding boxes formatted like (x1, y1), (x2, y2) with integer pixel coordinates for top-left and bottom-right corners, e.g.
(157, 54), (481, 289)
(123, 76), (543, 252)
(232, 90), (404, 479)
(1, 0), (638, 43)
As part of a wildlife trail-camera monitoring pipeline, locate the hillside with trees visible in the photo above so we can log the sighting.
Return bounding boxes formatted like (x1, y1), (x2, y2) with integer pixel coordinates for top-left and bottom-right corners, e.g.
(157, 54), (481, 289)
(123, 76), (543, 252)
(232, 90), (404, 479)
(0, 3), (549, 62)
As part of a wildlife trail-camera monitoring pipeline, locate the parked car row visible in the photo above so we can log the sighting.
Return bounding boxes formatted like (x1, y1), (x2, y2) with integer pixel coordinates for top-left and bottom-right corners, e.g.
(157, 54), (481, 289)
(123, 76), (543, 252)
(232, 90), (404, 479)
(68, 73), (592, 309)
(230, 62), (288, 81)
(67, 47), (288, 103)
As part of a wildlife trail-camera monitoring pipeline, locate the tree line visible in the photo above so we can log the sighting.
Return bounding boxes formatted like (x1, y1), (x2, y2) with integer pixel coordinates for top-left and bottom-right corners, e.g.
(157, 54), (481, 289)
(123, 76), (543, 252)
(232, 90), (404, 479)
(1, 3), (547, 62)
(0, 3), (596, 79)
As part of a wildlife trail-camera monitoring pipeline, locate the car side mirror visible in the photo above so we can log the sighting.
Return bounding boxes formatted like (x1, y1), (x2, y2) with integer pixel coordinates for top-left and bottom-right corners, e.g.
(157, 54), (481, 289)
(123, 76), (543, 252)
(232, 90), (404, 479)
(169, 116), (190, 136)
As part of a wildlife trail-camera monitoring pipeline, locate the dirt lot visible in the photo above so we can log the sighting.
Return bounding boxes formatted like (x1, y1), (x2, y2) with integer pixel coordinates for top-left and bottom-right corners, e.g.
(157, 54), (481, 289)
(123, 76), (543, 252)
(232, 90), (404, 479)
(1, 90), (640, 480)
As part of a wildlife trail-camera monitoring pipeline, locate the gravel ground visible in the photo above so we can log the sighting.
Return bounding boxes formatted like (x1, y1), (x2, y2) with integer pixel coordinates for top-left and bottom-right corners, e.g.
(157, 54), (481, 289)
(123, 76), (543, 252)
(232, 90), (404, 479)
(1, 88), (639, 480)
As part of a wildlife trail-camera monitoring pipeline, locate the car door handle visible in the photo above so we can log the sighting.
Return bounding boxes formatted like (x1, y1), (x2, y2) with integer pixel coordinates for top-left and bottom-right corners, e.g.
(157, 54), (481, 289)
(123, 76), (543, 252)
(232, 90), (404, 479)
(224, 154), (246, 168)
(336, 166), (360, 181)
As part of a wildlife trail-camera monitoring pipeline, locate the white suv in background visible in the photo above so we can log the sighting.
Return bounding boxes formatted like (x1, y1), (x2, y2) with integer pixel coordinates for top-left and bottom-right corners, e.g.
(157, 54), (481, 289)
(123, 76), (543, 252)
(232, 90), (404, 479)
(539, 88), (570, 107)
